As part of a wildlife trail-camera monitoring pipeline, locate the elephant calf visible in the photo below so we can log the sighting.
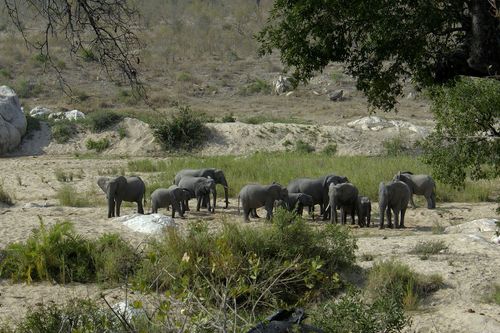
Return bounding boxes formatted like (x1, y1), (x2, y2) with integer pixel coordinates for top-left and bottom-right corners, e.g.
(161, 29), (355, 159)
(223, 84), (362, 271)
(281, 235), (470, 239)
(356, 196), (371, 227)
(378, 180), (411, 229)
(327, 183), (359, 224)
(97, 176), (146, 218)
(278, 193), (314, 215)
(178, 176), (217, 213)
(151, 186), (190, 218)
(238, 183), (288, 222)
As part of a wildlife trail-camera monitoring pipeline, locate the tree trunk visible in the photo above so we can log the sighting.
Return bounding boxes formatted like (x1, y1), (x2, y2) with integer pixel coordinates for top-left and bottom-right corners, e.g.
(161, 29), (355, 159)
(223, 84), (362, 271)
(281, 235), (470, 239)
(468, 0), (500, 75)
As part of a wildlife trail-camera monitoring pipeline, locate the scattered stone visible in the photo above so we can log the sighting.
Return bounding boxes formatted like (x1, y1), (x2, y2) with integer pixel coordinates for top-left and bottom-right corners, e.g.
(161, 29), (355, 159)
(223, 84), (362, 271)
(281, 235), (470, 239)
(115, 213), (176, 234)
(48, 110), (85, 121)
(467, 308), (475, 313)
(29, 106), (52, 117)
(445, 218), (498, 234)
(273, 75), (293, 95)
(112, 301), (145, 322)
(0, 86), (27, 154)
(328, 89), (343, 101)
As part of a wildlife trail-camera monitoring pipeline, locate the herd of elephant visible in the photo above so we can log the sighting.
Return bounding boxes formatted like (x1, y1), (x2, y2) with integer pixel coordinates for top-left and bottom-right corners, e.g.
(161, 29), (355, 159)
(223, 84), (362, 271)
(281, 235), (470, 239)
(96, 168), (436, 229)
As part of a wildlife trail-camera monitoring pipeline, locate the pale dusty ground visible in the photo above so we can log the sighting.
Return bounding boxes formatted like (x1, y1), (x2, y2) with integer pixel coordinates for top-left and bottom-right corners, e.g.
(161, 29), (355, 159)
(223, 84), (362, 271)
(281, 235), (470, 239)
(0, 156), (498, 331)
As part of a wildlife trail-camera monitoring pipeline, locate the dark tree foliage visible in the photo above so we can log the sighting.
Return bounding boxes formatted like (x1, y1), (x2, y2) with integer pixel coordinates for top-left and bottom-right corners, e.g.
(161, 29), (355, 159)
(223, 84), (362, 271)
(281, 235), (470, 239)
(421, 77), (500, 187)
(258, 0), (500, 111)
(3, 0), (143, 95)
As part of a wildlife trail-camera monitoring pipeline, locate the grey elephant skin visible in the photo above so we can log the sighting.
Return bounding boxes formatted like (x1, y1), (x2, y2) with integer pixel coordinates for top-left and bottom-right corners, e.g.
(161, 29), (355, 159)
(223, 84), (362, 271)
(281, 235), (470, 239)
(178, 176), (217, 213)
(279, 193), (314, 215)
(97, 176), (145, 218)
(356, 196), (372, 227)
(238, 183), (288, 222)
(174, 168), (229, 208)
(394, 171), (436, 209)
(287, 174), (348, 218)
(378, 180), (411, 229)
(151, 186), (190, 218)
(328, 183), (359, 224)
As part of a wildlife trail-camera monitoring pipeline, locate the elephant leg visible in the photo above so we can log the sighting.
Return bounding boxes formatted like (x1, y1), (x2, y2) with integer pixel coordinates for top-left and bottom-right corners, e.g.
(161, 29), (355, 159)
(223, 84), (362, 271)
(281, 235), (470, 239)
(410, 195), (417, 209)
(251, 209), (260, 218)
(394, 209), (400, 229)
(201, 195), (208, 208)
(196, 196), (202, 211)
(243, 207), (251, 222)
(430, 192), (436, 209)
(367, 214), (371, 227)
(184, 200), (190, 211)
(350, 208), (356, 225)
(386, 208), (392, 228)
(265, 203), (273, 220)
(400, 209), (406, 228)
(116, 199), (122, 217)
(137, 199), (144, 215)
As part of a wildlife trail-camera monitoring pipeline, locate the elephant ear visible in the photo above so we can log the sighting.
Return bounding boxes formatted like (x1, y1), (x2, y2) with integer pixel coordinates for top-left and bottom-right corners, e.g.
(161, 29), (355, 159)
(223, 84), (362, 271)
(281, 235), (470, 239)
(323, 176), (333, 189)
(111, 176), (128, 193)
(97, 177), (110, 194)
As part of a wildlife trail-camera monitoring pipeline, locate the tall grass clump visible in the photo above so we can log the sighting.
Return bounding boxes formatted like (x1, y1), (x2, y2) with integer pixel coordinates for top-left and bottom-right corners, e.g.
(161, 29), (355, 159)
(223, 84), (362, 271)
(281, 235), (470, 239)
(311, 288), (410, 333)
(152, 106), (207, 151)
(0, 183), (13, 206)
(50, 120), (77, 143)
(366, 260), (444, 310)
(86, 110), (123, 132)
(56, 185), (91, 207)
(134, 209), (356, 314)
(238, 78), (271, 96)
(0, 221), (138, 285)
(86, 137), (110, 152)
(411, 240), (448, 256)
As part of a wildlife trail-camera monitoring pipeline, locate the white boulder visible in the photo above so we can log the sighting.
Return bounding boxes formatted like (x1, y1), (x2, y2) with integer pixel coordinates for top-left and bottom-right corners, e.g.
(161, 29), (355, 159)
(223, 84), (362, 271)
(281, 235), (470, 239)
(347, 116), (429, 135)
(445, 218), (499, 234)
(273, 75), (293, 95)
(29, 106), (52, 117)
(0, 86), (27, 154)
(47, 109), (85, 121)
(115, 213), (176, 234)
(328, 89), (344, 101)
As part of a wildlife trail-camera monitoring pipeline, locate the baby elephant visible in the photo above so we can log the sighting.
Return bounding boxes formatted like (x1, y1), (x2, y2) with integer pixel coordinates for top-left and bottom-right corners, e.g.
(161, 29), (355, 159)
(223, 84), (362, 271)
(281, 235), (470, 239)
(238, 183), (288, 222)
(151, 186), (190, 218)
(356, 196), (371, 227)
(283, 193), (315, 215)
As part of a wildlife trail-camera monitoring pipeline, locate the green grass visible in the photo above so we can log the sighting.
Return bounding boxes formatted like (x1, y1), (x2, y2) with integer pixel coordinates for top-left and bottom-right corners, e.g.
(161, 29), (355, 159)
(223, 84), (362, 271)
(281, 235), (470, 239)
(366, 260), (444, 310)
(56, 185), (93, 207)
(86, 138), (110, 152)
(54, 169), (73, 182)
(488, 284), (500, 305)
(295, 139), (315, 153)
(85, 110), (123, 132)
(127, 153), (498, 202)
(50, 120), (77, 143)
(238, 78), (272, 96)
(411, 240), (448, 256)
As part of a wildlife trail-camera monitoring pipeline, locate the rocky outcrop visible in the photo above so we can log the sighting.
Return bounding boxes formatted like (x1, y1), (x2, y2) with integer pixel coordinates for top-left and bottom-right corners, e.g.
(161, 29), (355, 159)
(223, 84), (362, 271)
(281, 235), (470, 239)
(0, 86), (26, 154)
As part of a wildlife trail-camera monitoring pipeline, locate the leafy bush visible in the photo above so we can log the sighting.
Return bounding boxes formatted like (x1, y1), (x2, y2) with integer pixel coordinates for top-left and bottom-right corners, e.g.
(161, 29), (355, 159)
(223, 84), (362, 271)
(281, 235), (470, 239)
(312, 288), (410, 333)
(366, 260), (444, 310)
(383, 137), (410, 156)
(295, 139), (315, 153)
(117, 126), (127, 139)
(0, 183), (13, 206)
(134, 209), (356, 313)
(322, 143), (338, 155)
(56, 185), (92, 207)
(51, 120), (77, 143)
(0, 221), (138, 286)
(1, 299), (122, 333)
(152, 106), (208, 150)
(86, 110), (123, 132)
(238, 78), (272, 95)
(86, 137), (110, 152)
(221, 113), (236, 122)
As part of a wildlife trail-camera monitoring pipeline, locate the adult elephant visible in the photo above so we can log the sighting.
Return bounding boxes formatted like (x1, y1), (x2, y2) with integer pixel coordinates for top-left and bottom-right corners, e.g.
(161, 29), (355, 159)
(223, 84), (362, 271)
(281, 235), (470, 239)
(287, 174), (348, 219)
(327, 183), (358, 224)
(174, 168), (229, 209)
(97, 176), (145, 218)
(238, 183), (288, 222)
(378, 180), (411, 229)
(178, 176), (217, 213)
(393, 171), (436, 209)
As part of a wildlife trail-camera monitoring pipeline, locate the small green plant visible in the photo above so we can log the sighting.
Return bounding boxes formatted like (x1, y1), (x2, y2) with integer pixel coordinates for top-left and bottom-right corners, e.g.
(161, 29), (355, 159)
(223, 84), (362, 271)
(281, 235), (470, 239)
(56, 185), (91, 207)
(487, 284), (500, 305)
(238, 78), (272, 96)
(432, 221), (446, 234)
(152, 106), (208, 151)
(221, 113), (236, 122)
(295, 139), (315, 153)
(86, 110), (123, 132)
(15, 80), (42, 98)
(81, 48), (97, 62)
(177, 71), (193, 82)
(51, 120), (77, 143)
(322, 143), (338, 155)
(0, 183), (13, 206)
(33, 53), (49, 64)
(54, 169), (74, 182)
(117, 126), (127, 139)
(366, 260), (443, 310)
(86, 138), (110, 152)
(383, 137), (410, 156)
(411, 240), (448, 256)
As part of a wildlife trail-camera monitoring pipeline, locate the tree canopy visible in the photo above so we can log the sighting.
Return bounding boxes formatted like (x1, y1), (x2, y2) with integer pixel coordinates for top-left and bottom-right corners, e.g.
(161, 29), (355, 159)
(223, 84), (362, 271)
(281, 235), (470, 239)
(258, 0), (500, 111)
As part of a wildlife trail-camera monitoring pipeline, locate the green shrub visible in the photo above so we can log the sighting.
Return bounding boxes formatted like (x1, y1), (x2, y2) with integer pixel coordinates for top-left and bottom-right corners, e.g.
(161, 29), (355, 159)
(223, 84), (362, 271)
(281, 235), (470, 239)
(322, 143), (338, 155)
(86, 138), (110, 152)
(312, 288), (410, 333)
(134, 209), (356, 313)
(86, 110), (123, 132)
(81, 48), (97, 62)
(54, 169), (73, 182)
(57, 185), (92, 207)
(487, 284), (500, 305)
(33, 53), (48, 64)
(295, 139), (315, 153)
(3, 298), (122, 333)
(366, 260), (444, 310)
(15, 80), (42, 98)
(221, 113), (236, 122)
(238, 78), (272, 96)
(152, 106), (208, 151)
(51, 120), (77, 143)
(0, 183), (13, 206)
(117, 126), (127, 139)
(411, 240), (448, 256)
(383, 137), (410, 156)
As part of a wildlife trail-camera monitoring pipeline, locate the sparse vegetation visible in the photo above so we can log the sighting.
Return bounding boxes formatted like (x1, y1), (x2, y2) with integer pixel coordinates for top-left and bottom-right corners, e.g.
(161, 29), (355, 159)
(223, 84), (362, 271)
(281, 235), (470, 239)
(383, 137), (411, 156)
(14, 80), (42, 98)
(0, 183), (13, 206)
(238, 78), (272, 96)
(86, 138), (111, 152)
(56, 185), (92, 207)
(152, 106), (208, 151)
(242, 115), (311, 125)
(411, 240), (448, 256)
(366, 260), (444, 310)
(50, 120), (77, 143)
(54, 169), (73, 182)
(86, 110), (123, 132)
(117, 126), (127, 139)
(221, 113), (236, 122)
(322, 143), (338, 155)
(295, 139), (315, 153)
(486, 284), (500, 305)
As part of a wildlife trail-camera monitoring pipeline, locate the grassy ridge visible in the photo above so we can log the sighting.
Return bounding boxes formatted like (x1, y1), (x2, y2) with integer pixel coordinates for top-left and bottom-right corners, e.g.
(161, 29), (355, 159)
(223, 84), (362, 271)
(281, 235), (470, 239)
(128, 153), (497, 202)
